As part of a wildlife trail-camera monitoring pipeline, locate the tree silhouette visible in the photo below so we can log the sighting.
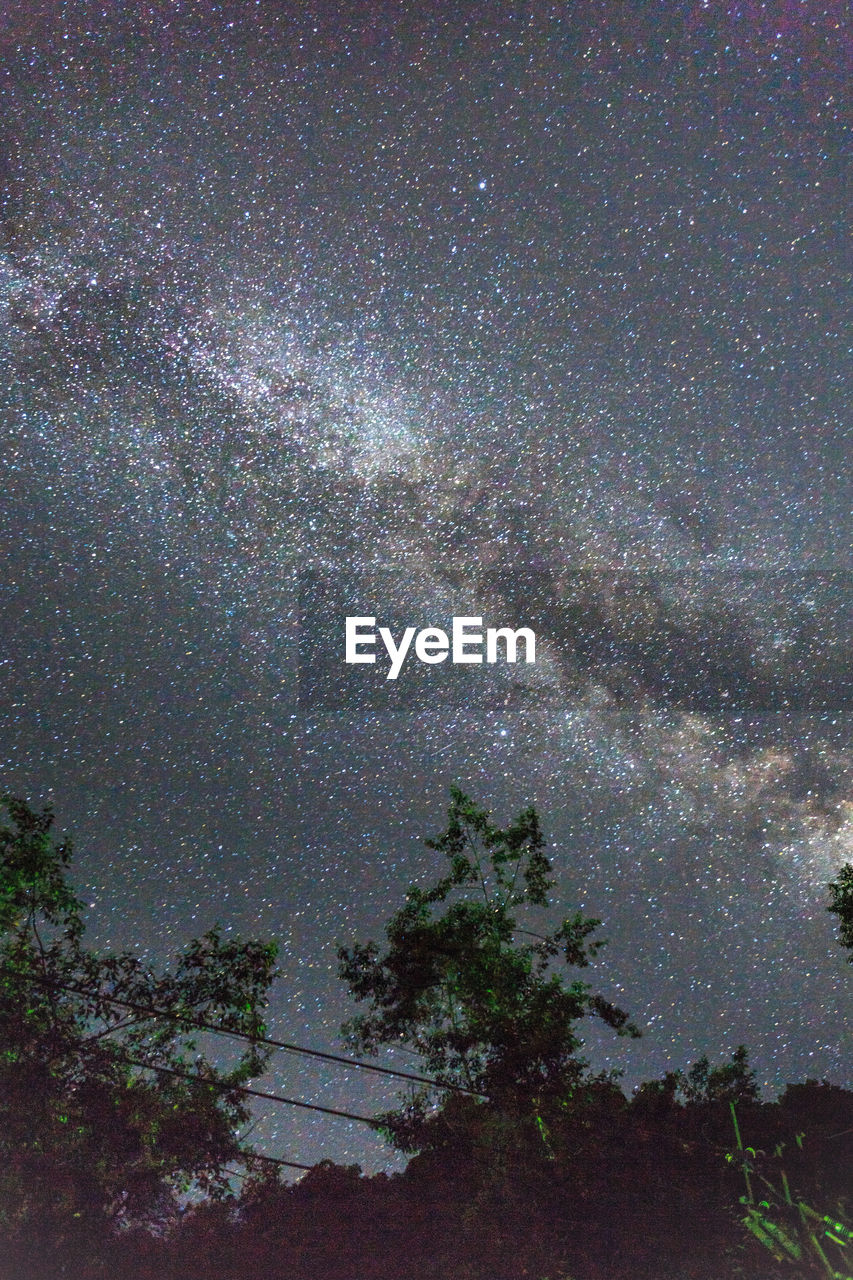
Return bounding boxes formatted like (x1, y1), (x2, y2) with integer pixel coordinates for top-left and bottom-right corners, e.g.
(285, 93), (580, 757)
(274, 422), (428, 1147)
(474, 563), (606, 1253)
(0, 794), (278, 1273)
(676, 1044), (758, 1105)
(828, 863), (853, 960)
(338, 787), (639, 1151)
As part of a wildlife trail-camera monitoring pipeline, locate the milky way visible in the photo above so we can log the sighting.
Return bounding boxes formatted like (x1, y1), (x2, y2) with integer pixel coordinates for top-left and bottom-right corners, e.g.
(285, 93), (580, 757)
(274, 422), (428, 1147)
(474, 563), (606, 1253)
(0, 1), (850, 1170)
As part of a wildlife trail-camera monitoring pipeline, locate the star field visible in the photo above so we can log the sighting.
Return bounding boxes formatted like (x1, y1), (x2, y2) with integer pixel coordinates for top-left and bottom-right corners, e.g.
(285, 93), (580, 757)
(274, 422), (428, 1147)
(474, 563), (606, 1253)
(0, 1), (850, 1171)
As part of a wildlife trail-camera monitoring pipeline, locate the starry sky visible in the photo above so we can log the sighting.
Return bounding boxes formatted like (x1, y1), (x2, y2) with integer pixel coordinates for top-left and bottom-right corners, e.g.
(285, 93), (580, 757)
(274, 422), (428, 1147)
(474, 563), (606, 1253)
(0, 0), (850, 1172)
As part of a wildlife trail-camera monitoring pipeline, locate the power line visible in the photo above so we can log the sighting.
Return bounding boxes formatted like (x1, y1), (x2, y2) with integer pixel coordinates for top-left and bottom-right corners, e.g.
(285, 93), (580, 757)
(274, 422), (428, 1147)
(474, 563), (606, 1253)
(1, 962), (489, 1162)
(227, 1155), (315, 1175)
(0, 966), (426, 1173)
(0, 965), (492, 1174)
(119, 1053), (380, 1125)
(0, 968), (386, 1126)
(0, 963), (485, 1097)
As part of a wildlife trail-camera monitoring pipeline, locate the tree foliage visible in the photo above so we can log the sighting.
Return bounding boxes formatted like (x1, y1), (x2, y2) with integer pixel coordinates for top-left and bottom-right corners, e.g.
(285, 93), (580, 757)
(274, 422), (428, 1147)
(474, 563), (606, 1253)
(338, 787), (639, 1150)
(676, 1044), (759, 1106)
(828, 863), (853, 960)
(631, 1045), (759, 1121)
(0, 794), (278, 1271)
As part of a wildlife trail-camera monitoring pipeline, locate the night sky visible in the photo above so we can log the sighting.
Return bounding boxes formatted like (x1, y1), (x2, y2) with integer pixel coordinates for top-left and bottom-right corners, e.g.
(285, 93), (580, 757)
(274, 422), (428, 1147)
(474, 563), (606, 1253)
(1, 0), (850, 1172)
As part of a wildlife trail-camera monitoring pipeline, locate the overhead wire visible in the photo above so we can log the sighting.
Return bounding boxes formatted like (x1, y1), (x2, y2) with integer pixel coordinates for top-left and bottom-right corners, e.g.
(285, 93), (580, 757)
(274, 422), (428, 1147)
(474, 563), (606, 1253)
(0, 964), (484, 1096)
(0, 963), (489, 1170)
(226, 1155), (315, 1175)
(118, 1053), (380, 1125)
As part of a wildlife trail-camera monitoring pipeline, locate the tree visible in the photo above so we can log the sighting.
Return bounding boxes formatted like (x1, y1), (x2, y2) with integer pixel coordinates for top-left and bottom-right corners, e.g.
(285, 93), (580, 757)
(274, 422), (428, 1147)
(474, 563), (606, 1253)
(0, 794), (278, 1272)
(675, 1045), (758, 1106)
(828, 864), (853, 959)
(338, 787), (639, 1151)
